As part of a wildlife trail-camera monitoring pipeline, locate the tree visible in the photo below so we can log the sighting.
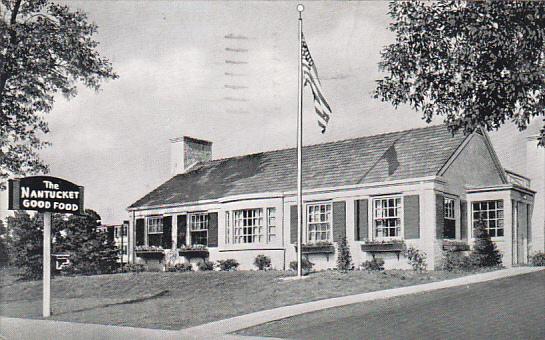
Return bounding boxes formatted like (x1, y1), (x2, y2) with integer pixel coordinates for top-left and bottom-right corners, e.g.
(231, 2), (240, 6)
(336, 237), (353, 272)
(471, 216), (502, 267)
(7, 209), (119, 279)
(375, 1), (545, 146)
(7, 211), (45, 279)
(0, 0), (118, 188)
(0, 219), (10, 265)
(58, 209), (119, 275)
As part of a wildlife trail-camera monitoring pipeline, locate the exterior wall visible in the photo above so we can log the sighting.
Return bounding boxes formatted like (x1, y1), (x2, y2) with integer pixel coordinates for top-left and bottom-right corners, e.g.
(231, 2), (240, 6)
(441, 133), (505, 194)
(527, 137), (545, 254)
(466, 190), (514, 267)
(128, 179), (529, 271)
(466, 187), (534, 267)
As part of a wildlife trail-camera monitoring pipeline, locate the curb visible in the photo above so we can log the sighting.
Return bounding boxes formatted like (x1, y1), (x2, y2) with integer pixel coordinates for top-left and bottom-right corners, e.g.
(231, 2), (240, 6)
(179, 266), (544, 337)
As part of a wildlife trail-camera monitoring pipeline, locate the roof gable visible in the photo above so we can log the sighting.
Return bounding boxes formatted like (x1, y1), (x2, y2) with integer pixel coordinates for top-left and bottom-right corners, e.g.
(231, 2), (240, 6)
(129, 124), (468, 209)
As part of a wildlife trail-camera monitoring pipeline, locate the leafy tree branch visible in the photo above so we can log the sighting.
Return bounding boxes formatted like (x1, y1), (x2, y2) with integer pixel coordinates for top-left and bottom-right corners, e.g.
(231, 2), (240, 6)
(0, 0), (118, 188)
(375, 1), (545, 146)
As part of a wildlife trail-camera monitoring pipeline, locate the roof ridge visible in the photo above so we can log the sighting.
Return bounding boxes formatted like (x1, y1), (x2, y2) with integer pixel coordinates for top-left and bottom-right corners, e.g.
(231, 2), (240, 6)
(182, 123), (450, 175)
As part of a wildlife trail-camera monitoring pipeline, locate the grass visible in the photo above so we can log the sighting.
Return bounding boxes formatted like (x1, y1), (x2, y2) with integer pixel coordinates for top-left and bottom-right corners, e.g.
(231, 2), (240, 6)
(0, 267), (495, 330)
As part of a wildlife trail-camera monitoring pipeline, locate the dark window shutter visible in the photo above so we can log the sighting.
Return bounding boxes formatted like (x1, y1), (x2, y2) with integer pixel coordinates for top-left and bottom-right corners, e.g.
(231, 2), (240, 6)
(135, 218), (145, 246)
(436, 194), (444, 239)
(208, 212), (219, 247)
(290, 205), (298, 244)
(107, 226), (115, 242)
(333, 201), (346, 242)
(404, 195), (420, 239)
(162, 216), (172, 249)
(354, 199), (369, 241)
(460, 200), (468, 240)
(177, 215), (187, 247)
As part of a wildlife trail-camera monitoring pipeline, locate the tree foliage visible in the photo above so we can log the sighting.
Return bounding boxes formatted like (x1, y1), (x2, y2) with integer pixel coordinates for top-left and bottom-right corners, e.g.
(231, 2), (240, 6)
(375, 1), (545, 146)
(336, 237), (353, 271)
(471, 217), (502, 267)
(0, 0), (118, 187)
(56, 209), (119, 275)
(7, 211), (45, 279)
(7, 209), (118, 279)
(0, 219), (11, 265)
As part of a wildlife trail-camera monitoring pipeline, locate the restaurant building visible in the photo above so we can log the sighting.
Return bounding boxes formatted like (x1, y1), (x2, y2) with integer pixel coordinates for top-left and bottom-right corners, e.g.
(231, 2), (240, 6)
(127, 125), (543, 270)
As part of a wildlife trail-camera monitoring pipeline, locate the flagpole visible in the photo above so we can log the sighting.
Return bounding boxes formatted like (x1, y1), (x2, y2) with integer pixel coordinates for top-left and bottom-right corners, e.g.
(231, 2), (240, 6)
(296, 4), (304, 279)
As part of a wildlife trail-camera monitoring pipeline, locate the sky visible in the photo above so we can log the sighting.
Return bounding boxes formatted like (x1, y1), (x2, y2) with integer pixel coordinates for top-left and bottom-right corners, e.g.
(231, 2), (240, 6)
(1, 1), (541, 224)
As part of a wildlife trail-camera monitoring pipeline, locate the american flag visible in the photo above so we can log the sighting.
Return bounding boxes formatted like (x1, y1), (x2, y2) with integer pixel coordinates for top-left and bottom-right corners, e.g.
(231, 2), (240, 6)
(302, 33), (332, 133)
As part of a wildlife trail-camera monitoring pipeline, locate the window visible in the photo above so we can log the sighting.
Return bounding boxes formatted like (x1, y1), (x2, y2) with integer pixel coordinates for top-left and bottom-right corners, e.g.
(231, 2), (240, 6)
(225, 211), (231, 244)
(233, 208), (264, 243)
(267, 208), (276, 242)
(146, 216), (163, 246)
(189, 213), (208, 246)
(373, 197), (401, 239)
(121, 245), (128, 255)
(307, 203), (332, 242)
(472, 200), (504, 237)
(122, 225), (128, 237)
(444, 197), (456, 239)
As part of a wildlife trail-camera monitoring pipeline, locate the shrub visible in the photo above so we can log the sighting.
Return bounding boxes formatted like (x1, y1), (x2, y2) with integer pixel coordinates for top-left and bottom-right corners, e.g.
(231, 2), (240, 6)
(442, 251), (474, 272)
(406, 246), (427, 272)
(165, 263), (192, 272)
(120, 263), (145, 273)
(362, 257), (384, 271)
(198, 260), (214, 271)
(289, 258), (314, 272)
(336, 237), (353, 271)
(254, 255), (272, 270)
(471, 217), (502, 267)
(217, 259), (239, 271)
(530, 252), (545, 266)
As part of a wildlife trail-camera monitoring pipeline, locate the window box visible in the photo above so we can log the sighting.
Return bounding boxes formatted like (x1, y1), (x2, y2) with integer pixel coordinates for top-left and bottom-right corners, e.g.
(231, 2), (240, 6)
(361, 240), (406, 253)
(295, 242), (335, 255)
(442, 240), (470, 252)
(135, 245), (165, 259)
(178, 245), (209, 259)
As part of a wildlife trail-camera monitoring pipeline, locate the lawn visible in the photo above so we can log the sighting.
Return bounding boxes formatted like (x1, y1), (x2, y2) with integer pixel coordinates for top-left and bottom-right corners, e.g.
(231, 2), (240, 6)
(0, 267), (491, 330)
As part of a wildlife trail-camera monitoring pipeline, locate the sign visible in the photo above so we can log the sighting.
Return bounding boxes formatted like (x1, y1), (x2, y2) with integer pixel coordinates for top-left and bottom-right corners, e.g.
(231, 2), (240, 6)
(8, 176), (84, 215)
(7, 175), (84, 318)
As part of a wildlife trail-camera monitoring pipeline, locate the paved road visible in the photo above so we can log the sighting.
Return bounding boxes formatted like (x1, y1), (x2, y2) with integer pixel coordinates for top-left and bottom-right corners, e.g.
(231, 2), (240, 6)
(238, 271), (545, 340)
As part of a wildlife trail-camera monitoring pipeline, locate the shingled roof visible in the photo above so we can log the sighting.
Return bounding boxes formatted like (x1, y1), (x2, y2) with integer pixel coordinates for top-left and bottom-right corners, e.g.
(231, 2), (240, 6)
(129, 124), (468, 209)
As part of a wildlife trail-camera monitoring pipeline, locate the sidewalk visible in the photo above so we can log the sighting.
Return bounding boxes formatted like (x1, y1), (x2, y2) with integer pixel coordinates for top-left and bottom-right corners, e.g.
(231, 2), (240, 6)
(180, 266), (544, 338)
(0, 317), (276, 340)
(1, 267), (542, 340)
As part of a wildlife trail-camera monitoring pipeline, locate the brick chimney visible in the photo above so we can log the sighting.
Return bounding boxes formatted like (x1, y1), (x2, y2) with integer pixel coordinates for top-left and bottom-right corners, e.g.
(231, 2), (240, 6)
(170, 136), (212, 176)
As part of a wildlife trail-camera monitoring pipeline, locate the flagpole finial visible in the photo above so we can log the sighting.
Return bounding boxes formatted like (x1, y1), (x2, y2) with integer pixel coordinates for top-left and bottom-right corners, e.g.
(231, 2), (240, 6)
(297, 4), (304, 13)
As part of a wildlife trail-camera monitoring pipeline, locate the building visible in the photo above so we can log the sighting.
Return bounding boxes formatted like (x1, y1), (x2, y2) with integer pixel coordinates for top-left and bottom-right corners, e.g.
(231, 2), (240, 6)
(98, 222), (129, 264)
(127, 125), (543, 270)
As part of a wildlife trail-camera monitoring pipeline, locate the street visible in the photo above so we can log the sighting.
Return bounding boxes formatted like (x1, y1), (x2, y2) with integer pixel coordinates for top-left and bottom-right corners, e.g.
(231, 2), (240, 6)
(238, 271), (545, 340)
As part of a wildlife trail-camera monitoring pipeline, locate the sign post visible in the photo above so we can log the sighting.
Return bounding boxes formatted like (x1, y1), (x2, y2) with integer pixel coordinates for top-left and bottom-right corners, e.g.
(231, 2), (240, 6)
(43, 212), (51, 317)
(8, 176), (84, 318)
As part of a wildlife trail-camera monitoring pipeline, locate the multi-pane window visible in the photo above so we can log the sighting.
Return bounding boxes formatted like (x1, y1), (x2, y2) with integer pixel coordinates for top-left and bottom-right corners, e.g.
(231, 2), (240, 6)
(189, 213), (209, 246)
(444, 197), (456, 239)
(373, 197), (402, 239)
(307, 203), (332, 242)
(146, 216), (163, 246)
(267, 208), (276, 242)
(225, 211), (231, 244)
(233, 208), (264, 243)
(473, 200), (504, 237)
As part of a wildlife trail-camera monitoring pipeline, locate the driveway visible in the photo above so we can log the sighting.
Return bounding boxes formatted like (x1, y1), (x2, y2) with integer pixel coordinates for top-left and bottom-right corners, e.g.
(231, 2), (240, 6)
(237, 270), (545, 340)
